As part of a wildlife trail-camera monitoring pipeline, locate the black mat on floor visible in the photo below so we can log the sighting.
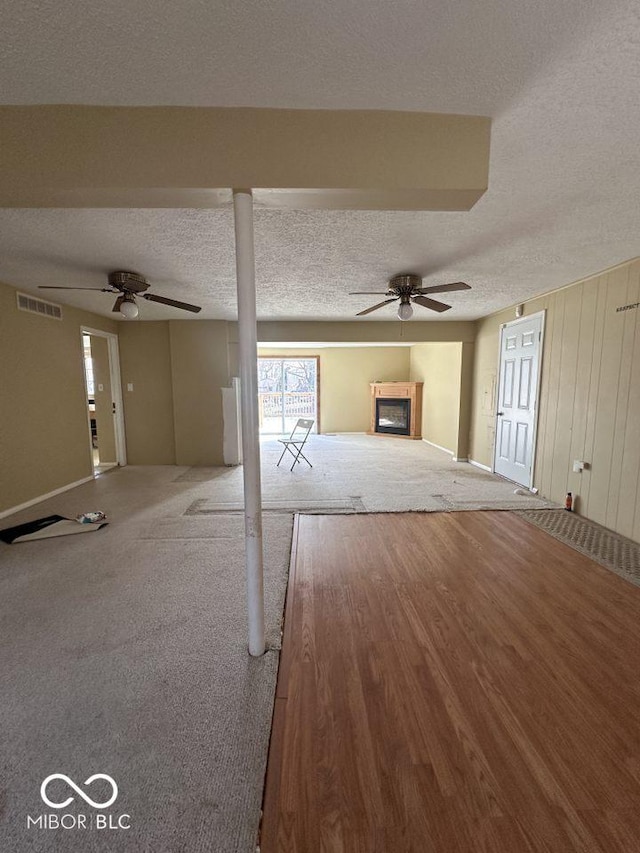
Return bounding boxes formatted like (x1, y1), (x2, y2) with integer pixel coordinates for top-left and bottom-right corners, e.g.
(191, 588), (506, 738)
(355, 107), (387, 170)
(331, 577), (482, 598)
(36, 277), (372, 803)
(0, 515), (108, 544)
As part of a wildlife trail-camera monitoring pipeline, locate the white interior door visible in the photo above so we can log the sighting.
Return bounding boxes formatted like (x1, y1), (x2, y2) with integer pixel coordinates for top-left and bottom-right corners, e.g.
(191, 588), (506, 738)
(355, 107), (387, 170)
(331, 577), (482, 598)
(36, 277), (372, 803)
(493, 313), (543, 487)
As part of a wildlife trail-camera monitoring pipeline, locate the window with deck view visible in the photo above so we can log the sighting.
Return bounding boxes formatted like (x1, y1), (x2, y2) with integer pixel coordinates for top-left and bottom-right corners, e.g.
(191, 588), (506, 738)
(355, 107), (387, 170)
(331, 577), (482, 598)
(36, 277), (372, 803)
(257, 357), (318, 435)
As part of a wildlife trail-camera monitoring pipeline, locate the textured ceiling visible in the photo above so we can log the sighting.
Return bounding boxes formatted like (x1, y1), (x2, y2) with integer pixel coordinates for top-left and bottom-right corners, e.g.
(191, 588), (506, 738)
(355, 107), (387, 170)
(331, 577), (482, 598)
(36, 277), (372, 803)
(0, 0), (612, 112)
(1, 0), (639, 321)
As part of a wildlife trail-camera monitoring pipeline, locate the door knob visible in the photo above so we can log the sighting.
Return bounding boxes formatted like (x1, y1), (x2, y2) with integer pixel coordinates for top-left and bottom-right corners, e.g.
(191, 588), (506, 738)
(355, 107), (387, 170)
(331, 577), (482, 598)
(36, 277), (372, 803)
(497, 411), (504, 416)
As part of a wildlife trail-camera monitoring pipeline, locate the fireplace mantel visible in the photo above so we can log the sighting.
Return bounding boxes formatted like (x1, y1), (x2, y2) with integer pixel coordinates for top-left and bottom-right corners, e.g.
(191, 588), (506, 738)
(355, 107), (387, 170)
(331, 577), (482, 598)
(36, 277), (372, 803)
(368, 381), (423, 440)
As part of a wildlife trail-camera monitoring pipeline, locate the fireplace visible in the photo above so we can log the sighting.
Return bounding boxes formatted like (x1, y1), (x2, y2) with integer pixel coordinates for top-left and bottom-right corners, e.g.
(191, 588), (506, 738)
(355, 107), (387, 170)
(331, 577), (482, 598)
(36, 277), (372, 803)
(375, 398), (411, 435)
(368, 381), (423, 439)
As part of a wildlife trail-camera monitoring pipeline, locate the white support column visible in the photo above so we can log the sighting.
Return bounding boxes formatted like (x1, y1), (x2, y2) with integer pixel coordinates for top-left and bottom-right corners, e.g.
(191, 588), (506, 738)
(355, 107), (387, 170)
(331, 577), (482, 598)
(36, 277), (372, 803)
(233, 189), (266, 657)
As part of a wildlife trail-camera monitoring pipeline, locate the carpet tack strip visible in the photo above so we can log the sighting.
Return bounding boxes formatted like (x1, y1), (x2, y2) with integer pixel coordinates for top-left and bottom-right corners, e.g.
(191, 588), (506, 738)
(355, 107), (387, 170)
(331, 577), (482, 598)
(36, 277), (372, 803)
(515, 509), (640, 588)
(185, 497), (362, 515)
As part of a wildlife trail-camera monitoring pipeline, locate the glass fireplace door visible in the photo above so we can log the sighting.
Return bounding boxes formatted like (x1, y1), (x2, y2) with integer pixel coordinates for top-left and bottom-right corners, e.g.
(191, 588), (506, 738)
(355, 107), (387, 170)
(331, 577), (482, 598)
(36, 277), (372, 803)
(375, 398), (411, 435)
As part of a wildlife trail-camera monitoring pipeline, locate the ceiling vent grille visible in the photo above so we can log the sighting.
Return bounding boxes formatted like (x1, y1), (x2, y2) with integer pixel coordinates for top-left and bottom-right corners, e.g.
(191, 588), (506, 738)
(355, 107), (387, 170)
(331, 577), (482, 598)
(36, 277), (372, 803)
(16, 292), (63, 320)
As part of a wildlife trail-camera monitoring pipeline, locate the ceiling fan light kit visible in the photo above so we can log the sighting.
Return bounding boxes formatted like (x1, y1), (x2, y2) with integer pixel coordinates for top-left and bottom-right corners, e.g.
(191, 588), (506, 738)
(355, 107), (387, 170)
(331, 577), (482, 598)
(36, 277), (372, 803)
(397, 301), (414, 321)
(119, 293), (139, 319)
(38, 270), (202, 319)
(351, 273), (471, 320)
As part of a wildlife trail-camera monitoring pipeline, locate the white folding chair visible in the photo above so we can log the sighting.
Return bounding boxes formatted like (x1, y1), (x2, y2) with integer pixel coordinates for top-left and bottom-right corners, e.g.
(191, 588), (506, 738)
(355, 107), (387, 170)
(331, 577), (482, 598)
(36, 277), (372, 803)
(277, 418), (314, 471)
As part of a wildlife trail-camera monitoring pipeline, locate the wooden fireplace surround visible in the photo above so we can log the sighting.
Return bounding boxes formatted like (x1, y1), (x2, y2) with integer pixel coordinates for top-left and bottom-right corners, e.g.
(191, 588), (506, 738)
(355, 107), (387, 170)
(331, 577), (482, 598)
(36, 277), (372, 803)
(368, 381), (423, 440)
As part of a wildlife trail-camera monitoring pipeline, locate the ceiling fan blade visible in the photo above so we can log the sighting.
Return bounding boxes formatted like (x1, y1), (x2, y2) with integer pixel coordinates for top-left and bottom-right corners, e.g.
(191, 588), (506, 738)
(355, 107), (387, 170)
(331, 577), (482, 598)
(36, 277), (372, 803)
(38, 286), (114, 291)
(112, 296), (124, 313)
(356, 298), (398, 316)
(412, 295), (451, 313)
(349, 291), (390, 295)
(142, 293), (202, 313)
(416, 282), (470, 295)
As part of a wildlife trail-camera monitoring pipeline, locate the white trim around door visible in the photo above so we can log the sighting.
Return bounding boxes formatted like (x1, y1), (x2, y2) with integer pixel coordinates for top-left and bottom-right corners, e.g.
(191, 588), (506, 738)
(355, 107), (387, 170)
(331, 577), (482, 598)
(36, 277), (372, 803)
(81, 327), (127, 468)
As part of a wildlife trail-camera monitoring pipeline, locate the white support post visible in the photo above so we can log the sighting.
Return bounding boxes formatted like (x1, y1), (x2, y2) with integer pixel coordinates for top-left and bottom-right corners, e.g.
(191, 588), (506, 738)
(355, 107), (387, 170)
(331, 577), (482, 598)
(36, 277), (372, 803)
(233, 189), (266, 657)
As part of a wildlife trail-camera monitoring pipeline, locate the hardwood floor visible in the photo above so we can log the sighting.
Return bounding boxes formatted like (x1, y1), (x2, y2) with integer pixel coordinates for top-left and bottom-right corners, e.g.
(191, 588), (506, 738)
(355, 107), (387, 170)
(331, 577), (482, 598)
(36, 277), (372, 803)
(260, 511), (640, 853)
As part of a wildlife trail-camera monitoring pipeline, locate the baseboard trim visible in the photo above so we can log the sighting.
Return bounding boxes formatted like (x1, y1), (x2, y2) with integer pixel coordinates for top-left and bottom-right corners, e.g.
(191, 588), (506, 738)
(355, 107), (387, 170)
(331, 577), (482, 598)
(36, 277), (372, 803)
(422, 438), (454, 456)
(452, 457), (469, 463)
(0, 475), (95, 520)
(469, 459), (492, 473)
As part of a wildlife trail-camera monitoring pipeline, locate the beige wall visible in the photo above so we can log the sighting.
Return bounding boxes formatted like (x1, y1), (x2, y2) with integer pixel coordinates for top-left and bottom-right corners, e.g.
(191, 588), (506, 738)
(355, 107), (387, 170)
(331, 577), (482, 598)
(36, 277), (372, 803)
(118, 322), (176, 465)
(90, 335), (117, 464)
(408, 341), (474, 459)
(257, 320), (476, 344)
(457, 342), (475, 460)
(410, 343), (462, 454)
(119, 320), (232, 466)
(470, 258), (640, 541)
(0, 280), (117, 514)
(259, 347), (411, 433)
(170, 321), (231, 465)
(0, 106), (490, 212)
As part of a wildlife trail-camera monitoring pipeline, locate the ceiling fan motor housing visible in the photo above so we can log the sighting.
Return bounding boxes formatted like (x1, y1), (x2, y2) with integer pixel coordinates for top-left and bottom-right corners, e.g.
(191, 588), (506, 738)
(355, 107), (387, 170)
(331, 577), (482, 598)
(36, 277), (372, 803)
(108, 271), (149, 293)
(389, 273), (422, 295)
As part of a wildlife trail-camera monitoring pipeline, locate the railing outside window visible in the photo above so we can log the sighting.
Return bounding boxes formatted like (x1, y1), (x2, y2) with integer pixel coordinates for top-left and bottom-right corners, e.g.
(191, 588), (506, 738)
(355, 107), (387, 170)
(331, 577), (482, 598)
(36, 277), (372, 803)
(259, 391), (315, 423)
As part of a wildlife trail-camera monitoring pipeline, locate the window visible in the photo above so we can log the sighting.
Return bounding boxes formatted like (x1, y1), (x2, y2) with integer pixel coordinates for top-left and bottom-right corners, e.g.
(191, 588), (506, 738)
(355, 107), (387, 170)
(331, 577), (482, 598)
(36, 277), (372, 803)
(257, 357), (318, 434)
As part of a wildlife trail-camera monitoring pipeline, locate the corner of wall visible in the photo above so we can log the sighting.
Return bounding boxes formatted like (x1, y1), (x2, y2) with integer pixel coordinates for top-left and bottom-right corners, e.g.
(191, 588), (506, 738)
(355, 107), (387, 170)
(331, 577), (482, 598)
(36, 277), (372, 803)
(456, 341), (475, 460)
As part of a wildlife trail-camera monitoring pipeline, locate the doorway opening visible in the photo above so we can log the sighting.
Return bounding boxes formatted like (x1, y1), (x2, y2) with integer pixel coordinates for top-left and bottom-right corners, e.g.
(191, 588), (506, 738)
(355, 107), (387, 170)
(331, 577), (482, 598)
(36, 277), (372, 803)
(257, 357), (319, 435)
(81, 328), (127, 474)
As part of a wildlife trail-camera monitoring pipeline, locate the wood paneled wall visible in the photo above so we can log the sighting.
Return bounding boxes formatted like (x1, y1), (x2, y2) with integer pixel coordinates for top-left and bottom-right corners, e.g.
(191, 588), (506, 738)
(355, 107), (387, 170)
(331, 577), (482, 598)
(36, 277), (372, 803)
(470, 258), (640, 542)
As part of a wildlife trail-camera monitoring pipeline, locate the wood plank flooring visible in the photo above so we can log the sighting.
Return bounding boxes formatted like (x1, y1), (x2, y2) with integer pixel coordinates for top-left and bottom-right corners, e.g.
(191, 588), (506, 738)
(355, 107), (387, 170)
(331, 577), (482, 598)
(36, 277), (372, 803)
(260, 511), (640, 853)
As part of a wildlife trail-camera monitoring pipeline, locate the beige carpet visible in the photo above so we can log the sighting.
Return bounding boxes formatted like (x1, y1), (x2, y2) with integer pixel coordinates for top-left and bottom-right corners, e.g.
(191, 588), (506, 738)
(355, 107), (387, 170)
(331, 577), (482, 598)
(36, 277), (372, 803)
(0, 468), (291, 853)
(180, 434), (557, 514)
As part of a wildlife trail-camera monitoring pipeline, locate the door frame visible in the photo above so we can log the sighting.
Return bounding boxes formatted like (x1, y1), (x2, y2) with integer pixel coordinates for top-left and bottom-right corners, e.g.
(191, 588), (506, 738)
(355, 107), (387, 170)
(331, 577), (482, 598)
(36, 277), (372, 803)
(257, 354), (321, 434)
(80, 326), (127, 468)
(493, 310), (545, 489)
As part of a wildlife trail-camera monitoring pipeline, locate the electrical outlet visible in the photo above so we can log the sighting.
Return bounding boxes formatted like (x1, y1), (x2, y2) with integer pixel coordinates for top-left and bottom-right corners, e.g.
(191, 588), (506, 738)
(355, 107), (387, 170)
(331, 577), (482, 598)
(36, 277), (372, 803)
(127, 383), (134, 392)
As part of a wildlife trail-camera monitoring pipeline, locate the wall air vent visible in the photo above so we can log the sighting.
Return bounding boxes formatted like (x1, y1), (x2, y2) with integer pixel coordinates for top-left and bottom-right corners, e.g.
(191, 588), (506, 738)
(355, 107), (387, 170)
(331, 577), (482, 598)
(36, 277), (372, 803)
(16, 292), (63, 320)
